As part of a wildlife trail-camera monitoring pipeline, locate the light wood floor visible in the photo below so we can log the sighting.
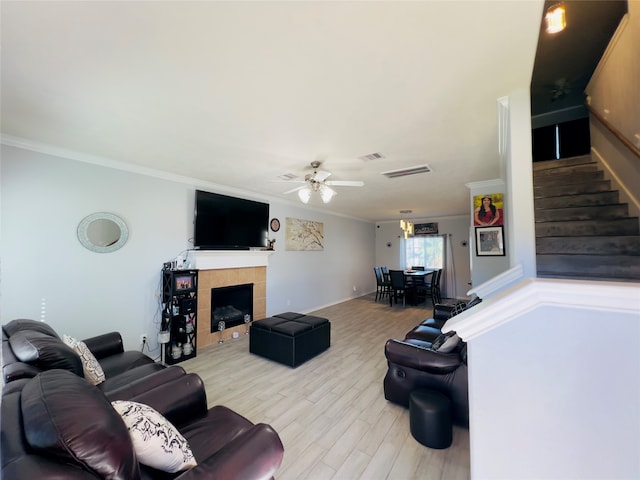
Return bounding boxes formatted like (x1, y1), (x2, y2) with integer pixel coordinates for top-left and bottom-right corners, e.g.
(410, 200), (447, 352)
(180, 293), (470, 480)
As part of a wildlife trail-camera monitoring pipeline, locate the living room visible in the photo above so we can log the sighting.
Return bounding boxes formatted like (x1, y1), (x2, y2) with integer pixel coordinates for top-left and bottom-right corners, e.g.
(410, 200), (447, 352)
(3, 1), (640, 479)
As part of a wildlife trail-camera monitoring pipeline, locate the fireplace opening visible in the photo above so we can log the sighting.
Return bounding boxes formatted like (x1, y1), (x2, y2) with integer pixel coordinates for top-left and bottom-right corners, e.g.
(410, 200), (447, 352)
(211, 283), (254, 331)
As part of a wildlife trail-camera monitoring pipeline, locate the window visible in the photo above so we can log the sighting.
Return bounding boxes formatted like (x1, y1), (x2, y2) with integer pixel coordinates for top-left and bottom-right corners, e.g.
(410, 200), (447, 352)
(404, 235), (444, 269)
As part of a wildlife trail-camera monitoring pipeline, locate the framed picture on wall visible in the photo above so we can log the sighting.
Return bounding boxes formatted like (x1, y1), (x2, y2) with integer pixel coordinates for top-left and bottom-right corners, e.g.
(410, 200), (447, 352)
(473, 193), (504, 226)
(475, 226), (505, 256)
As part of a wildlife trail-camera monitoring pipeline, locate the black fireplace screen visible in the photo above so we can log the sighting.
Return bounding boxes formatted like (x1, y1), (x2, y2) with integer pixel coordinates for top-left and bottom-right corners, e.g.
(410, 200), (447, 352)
(210, 283), (254, 331)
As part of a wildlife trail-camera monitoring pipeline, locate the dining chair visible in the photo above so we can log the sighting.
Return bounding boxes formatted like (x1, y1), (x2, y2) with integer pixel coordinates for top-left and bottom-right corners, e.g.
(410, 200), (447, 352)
(374, 266), (391, 302)
(389, 269), (416, 307)
(421, 269), (442, 304)
(381, 266), (390, 282)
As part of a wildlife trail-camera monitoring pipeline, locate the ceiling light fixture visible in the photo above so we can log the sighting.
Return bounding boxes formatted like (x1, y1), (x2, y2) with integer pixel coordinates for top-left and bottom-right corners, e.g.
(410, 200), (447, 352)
(545, 3), (566, 34)
(297, 183), (336, 204)
(319, 184), (336, 204)
(298, 187), (312, 204)
(399, 210), (414, 239)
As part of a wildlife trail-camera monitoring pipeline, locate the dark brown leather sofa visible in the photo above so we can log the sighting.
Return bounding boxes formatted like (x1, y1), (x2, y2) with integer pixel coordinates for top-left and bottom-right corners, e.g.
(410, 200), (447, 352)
(1, 369), (284, 479)
(2, 319), (183, 398)
(383, 298), (481, 428)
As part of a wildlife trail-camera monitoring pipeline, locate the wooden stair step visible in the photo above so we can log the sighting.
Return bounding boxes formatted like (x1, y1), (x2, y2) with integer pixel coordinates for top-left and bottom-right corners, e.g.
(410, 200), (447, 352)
(536, 254), (640, 280)
(535, 218), (640, 237)
(534, 170), (604, 187)
(532, 155), (594, 171)
(535, 204), (628, 222)
(536, 236), (640, 255)
(534, 179), (611, 198)
(533, 163), (599, 178)
(534, 191), (619, 209)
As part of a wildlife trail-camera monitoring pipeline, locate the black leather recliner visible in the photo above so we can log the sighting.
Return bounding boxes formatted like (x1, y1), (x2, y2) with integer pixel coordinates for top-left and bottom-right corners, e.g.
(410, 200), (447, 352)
(1, 369), (285, 479)
(383, 297), (481, 428)
(2, 318), (184, 399)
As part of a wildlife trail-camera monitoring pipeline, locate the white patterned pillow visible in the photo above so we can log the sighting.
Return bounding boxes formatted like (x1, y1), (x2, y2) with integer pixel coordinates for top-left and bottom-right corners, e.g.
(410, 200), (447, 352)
(62, 334), (106, 385)
(111, 400), (197, 473)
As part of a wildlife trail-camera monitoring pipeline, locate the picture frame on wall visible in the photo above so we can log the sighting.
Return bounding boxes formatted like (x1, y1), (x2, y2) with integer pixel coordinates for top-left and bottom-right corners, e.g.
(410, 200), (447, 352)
(414, 222), (439, 235)
(475, 226), (505, 256)
(473, 193), (504, 227)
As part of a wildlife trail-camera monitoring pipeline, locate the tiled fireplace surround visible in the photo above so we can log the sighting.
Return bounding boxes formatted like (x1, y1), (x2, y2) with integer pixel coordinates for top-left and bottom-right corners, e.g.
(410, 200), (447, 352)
(194, 251), (271, 347)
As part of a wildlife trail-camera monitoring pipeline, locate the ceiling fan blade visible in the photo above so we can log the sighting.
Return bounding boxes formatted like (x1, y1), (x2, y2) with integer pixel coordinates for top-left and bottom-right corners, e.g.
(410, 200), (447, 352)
(283, 185), (306, 194)
(325, 180), (364, 187)
(314, 170), (332, 182)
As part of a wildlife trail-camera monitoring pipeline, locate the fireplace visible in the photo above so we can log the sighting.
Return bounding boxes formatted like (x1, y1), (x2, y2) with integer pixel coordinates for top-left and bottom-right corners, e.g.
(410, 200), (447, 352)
(210, 283), (254, 332)
(194, 254), (269, 347)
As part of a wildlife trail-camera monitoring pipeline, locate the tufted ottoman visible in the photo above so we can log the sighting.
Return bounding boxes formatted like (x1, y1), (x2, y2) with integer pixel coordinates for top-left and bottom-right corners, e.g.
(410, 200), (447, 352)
(249, 312), (331, 367)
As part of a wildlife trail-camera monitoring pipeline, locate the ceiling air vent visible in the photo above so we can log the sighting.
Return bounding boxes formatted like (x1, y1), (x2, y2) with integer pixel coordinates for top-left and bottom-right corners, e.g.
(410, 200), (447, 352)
(381, 164), (432, 179)
(359, 152), (385, 161)
(278, 173), (298, 181)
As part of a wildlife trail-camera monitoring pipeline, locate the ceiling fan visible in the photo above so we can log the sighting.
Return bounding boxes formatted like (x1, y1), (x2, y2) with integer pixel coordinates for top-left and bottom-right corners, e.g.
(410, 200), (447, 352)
(283, 161), (364, 204)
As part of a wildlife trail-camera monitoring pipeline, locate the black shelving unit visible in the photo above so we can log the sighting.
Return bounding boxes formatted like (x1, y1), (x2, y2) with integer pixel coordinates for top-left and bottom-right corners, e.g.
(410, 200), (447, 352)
(161, 269), (198, 364)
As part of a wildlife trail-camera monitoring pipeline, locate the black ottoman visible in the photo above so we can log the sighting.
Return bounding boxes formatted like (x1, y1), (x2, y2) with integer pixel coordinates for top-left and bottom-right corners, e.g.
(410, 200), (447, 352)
(409, 389), (452, 449)
(249, 312), (330, 367)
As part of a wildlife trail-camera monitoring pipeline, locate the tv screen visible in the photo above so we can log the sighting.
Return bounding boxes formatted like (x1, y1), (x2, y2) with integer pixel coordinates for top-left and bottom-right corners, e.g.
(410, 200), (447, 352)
(194, 190), (269, 250)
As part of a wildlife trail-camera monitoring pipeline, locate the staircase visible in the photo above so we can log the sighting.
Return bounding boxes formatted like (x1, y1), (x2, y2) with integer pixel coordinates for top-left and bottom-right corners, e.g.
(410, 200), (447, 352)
(533, 154), (640, 281)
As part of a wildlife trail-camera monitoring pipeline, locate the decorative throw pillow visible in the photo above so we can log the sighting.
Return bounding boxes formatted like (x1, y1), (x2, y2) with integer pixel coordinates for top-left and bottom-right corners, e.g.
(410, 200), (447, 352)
(436, 333), (460, 353)
(450, 302), (467, 317)
(63, 334), (106, 385)
(111, 400), (197, 473)
(431, 331), (460, 353)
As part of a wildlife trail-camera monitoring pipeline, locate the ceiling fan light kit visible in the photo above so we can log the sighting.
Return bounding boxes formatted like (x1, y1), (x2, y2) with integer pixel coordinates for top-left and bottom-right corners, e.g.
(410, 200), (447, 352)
(286, 161), (363, 204)
(297, 187), (312, 204)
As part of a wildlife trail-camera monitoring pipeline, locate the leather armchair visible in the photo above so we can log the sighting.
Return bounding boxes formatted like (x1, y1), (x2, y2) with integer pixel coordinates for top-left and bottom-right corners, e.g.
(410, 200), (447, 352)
(384, 339), (468, 427)
(382, 297), (481, 428)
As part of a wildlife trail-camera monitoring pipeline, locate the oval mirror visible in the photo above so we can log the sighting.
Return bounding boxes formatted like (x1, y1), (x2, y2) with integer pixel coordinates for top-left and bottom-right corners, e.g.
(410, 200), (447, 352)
(77, 212), (129, 253)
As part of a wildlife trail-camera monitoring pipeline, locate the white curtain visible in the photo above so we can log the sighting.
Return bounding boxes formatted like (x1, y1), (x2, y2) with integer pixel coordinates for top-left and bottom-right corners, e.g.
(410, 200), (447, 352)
(442, 234), (456, 299)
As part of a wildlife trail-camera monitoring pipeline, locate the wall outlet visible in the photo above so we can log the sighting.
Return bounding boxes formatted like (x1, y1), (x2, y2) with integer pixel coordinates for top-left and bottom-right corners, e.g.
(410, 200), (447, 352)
(140, 334), (148, 345)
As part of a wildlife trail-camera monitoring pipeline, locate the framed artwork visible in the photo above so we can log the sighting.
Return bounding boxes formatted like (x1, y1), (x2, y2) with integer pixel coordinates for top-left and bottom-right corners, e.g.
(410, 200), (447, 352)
(475, 226), (505, 256)
(414, 222), (439, 235)
(473, 193), (504, 226)
(285, 218), (324, 251)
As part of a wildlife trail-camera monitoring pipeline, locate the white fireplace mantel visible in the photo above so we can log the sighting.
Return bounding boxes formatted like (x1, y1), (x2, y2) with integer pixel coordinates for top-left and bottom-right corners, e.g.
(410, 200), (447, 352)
(189, 249), (273, 270)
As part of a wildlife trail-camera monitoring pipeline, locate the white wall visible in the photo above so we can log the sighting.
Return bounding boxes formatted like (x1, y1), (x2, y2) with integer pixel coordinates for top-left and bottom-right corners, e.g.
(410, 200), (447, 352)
(586, 5), (640, 220)
(504, 88), (537, 278)
(374, 216), (471, 300)
(444, 279), (640, 479)
(1, 145), (375, 356)
(466, 179), (510, 288)
(266, 201), (375, 313)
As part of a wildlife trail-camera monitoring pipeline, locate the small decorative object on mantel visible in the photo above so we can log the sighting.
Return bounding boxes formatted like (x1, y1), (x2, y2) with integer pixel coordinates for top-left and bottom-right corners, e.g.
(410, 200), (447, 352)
(266, 238), (276, 250)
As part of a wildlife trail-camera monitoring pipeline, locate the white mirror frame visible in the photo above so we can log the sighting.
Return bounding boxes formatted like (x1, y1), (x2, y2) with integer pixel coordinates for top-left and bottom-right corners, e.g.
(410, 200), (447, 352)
(77, 212), (129, 253)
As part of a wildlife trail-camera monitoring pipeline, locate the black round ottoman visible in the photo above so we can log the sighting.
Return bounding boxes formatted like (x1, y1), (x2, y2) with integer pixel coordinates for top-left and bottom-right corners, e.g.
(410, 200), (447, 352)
(409, 389), (452, 449)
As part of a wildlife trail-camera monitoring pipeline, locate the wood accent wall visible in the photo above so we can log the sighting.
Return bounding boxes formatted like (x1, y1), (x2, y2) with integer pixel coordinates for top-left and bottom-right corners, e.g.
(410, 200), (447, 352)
(196, 266), (267, 347)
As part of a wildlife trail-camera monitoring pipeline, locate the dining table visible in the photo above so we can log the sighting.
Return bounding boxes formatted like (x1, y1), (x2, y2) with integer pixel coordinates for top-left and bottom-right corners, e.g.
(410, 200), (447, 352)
(402, 269), (435, 305)
(404, 269), (435, 283)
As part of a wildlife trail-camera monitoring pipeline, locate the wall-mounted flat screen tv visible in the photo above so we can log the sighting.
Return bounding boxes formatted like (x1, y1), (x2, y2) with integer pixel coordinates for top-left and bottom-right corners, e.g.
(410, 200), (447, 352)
(194, 190), (269, 250)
